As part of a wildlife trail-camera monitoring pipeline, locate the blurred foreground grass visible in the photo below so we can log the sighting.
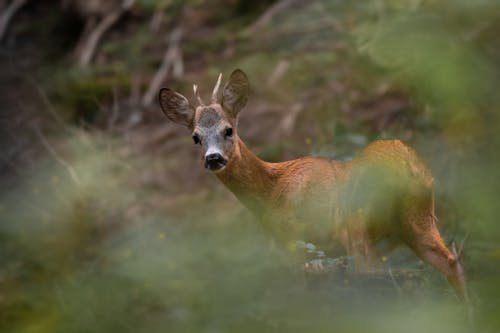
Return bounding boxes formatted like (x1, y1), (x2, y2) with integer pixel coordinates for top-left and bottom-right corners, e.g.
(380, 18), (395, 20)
(0, 126), (497, 333)
(0, 132), (474, 333)
(1, 0), (500, 332)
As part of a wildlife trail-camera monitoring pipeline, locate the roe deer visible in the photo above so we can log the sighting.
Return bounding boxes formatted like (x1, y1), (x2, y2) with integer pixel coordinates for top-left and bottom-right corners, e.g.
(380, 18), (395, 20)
(159, 69), (468, 300)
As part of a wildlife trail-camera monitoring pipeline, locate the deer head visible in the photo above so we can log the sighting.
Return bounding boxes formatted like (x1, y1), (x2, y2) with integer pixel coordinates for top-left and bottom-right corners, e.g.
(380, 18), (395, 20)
(159, 69), (249, 172)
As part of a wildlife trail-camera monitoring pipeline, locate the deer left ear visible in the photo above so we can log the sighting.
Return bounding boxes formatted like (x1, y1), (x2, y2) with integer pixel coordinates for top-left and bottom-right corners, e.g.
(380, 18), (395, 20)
(222, 69), (249, 116)
(159, 88), (195, 127)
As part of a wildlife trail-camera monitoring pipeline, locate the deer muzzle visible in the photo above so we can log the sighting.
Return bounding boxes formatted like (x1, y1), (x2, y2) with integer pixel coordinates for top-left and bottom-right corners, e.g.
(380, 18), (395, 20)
(205, 153), (227, 171)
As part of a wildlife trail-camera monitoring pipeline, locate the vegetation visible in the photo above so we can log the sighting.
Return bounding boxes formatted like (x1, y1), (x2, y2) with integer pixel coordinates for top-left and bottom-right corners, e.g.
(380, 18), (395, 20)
(0, 0), (499, 332)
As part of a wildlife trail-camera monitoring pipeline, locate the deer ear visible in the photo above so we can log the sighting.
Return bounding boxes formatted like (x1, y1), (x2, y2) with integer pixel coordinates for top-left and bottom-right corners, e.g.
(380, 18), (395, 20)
(159, 88), (194, 127)
(222, 69), (249, 116)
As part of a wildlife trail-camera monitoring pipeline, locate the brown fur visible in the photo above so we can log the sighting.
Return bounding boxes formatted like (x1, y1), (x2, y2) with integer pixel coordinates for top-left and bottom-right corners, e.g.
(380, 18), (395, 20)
(216, 137), (467, 299)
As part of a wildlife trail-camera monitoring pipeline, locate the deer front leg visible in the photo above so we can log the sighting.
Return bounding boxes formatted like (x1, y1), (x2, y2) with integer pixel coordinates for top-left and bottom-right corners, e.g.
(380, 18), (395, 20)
(340, 211), (383, 273)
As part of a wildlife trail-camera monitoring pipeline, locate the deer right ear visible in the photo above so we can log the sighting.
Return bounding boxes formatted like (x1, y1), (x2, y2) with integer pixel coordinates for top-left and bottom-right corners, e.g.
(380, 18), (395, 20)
(222, 69), (249, 116)
(159, 88), (194, 127)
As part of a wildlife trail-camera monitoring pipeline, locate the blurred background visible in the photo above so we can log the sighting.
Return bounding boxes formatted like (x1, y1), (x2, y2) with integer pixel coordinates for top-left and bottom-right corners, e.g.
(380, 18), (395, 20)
(0, 0), (499, 332)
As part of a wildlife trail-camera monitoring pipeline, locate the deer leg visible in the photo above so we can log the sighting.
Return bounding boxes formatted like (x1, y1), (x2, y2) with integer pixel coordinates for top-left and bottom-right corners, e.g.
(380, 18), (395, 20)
(341, 213), (383, 273)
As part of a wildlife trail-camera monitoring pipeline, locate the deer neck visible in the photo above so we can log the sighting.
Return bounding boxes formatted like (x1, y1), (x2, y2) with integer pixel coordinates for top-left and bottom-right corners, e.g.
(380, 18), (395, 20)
(215, 137), (279, 214)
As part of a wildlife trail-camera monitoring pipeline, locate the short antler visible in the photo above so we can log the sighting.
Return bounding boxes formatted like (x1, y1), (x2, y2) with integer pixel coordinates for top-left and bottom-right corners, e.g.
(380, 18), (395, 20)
(193, 84), (204, 105)
(211, 73), (223, 103)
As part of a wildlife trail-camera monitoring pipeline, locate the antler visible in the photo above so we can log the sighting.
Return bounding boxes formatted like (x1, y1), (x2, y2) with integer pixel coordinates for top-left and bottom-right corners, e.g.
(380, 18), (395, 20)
(211, 73), (223, 103)
(192, 73), (223, 105)
(193, 84), (204, 105)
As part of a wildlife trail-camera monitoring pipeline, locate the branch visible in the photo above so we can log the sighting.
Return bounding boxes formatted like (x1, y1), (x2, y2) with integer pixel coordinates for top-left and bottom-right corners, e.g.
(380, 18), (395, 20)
(32, 124), (82, 186)
(266, 59), (290, 87)
(149, 8), (164, 33)
(141, 27), (183, 107)
(457, 231), (469, 257)
(245, 0), (297, 34)
(75, 0), (135, 67)
(279, 102), (303, 136)
(0, 0), (28, 42)
(22, 73), (70, 131)
(387, 266), (403, 295)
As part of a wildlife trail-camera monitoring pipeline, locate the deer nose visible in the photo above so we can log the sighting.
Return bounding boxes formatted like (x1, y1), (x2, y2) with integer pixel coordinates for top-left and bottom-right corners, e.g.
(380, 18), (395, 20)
(205, 153), (226, 170)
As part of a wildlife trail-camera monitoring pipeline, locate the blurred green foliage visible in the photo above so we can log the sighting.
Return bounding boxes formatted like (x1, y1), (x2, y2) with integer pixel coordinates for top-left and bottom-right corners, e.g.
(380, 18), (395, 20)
(1, 0), (500, 332)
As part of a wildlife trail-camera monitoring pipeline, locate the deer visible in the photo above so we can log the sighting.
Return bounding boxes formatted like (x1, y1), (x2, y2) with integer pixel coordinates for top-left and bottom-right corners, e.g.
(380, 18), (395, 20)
(158, 69), (468, 301)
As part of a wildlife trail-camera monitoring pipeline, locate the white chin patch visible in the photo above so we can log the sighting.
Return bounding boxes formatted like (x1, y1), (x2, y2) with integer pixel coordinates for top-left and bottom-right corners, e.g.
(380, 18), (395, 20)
(212, 165), (226, 173)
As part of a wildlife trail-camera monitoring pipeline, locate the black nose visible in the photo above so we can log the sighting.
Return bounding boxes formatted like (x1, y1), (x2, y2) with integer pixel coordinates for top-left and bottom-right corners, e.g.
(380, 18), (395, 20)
(205, 153), (226, 170)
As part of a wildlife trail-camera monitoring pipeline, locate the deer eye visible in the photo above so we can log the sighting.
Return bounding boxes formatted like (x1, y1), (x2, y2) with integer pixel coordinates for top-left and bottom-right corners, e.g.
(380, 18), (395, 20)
(192, 134), (201, 145)
(224, 128), (233, 138)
